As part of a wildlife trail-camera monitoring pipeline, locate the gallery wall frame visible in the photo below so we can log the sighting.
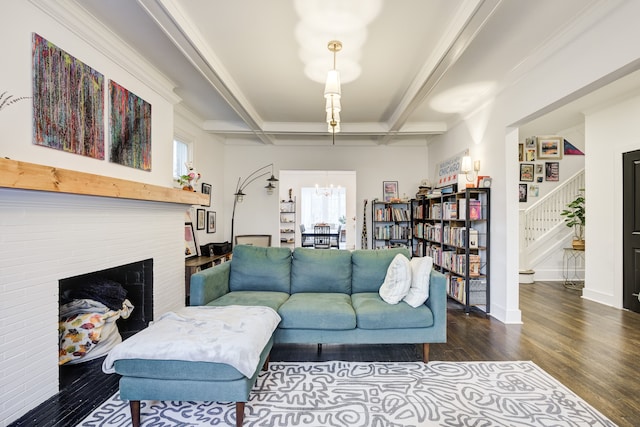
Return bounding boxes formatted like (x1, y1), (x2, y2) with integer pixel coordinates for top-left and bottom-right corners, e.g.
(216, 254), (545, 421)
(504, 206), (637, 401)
(537, 136), (563, 160)
(196, 208), (205, 230)
(520, 164), (534, 182)
(519, 183), (527, 203)
(207, 211), (216, 234)
(201, 182), (212, 206)
(545, 162), (560, 181)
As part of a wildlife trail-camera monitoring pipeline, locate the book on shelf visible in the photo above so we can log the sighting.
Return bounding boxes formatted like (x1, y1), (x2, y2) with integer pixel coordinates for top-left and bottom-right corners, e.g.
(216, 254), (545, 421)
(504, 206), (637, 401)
(458, 198), (482, 220)
(469, 254), (481, 277)
(469, 200), (482, 220)
(468, 229), (478, 249)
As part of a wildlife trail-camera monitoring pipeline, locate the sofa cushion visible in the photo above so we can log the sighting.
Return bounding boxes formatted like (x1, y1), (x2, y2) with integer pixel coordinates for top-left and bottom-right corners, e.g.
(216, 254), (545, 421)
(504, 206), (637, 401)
(229, 245), (291, 293)
(351, 248), (411, 293)
(403, 256), (433, 307)
(379, 253), (412, 304)
(351, 293), (434, 329)
(278, 293), (356, 330)
(206, 291), (290, 312)
(291, 248), (352, 294)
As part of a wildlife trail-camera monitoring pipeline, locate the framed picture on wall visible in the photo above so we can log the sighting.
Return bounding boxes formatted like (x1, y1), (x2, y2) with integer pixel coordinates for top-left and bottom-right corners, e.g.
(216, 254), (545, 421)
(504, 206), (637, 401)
(185, 222), (198, 258)
(206, 211), (216, 233)
(545, 162), (560, 181)
(518, 143), (524, 162)
(383, 181), (399, 202)
(519, 184), (528, 203)
(520, 164), (534, 182)
(537, 136), (563, 160)
(196, 208), (205, 230)
(201, 183), (212, 206)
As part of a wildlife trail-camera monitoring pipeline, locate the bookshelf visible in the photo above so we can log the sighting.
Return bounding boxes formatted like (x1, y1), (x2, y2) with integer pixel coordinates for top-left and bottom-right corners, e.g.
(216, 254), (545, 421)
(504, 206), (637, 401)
(371, 199), (412, 249)
(279, 198), (296, 247)
(412, 188), (490, 314)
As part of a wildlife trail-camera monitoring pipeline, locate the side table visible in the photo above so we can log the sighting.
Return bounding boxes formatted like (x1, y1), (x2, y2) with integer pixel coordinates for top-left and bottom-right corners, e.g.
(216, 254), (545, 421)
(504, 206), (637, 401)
(562, 247), (584, 290)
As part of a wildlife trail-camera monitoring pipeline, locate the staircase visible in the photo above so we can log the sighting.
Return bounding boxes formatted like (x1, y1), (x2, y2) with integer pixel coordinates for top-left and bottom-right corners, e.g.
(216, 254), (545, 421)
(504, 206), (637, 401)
(519, 169), (585, 281)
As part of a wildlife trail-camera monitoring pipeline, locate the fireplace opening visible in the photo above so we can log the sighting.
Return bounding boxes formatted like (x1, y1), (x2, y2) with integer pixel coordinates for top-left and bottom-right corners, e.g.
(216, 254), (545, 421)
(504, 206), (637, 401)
(58, 259), (153, 391)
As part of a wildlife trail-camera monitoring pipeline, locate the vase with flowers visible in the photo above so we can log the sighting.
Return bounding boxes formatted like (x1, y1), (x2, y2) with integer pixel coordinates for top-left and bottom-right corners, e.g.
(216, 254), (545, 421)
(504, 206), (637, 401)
(176, 162), (201, 191)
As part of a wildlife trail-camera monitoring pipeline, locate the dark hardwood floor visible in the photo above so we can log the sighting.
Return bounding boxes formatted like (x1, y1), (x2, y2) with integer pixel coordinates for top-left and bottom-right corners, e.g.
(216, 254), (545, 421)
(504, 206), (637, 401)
(10, 281), (640, 426)
(273, 281), (640, 427)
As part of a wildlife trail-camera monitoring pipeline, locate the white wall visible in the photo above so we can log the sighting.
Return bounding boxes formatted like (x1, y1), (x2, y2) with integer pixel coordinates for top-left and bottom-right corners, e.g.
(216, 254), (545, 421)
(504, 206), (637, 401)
(584, 93), (640, 307)
(175, 109), (227, 248)
(223, 144), (429, 249)
(427, 0), (640, 323)
(0, 4), (191, 425)
(0, 1), (178, 187)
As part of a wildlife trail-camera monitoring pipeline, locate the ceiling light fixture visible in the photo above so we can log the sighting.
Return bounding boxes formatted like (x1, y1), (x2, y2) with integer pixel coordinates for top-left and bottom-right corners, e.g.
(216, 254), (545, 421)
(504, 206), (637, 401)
(324, 40), (342, 145)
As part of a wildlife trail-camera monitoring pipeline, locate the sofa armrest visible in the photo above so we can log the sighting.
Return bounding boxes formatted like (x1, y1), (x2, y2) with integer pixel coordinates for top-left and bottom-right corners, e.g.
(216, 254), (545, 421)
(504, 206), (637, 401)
(189, 261), (231, 306)
(424, 269), (447, 341)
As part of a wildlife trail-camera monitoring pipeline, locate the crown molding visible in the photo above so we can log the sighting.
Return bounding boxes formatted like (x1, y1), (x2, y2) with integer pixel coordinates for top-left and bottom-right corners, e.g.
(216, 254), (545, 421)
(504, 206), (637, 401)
(29, 0), (181, 104)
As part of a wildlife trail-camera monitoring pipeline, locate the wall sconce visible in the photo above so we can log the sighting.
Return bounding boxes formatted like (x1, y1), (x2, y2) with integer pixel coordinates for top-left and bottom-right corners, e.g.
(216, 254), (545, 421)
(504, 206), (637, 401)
(461, 155), (481, 183)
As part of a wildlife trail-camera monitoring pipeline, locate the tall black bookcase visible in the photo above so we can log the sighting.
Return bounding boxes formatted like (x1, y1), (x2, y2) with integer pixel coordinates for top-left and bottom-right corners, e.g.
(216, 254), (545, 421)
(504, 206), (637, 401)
(412, 188), (490, 314)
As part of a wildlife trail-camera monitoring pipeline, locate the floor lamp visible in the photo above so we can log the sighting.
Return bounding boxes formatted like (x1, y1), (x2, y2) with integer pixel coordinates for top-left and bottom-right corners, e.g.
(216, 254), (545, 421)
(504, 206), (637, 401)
(230, 163), (278, 248)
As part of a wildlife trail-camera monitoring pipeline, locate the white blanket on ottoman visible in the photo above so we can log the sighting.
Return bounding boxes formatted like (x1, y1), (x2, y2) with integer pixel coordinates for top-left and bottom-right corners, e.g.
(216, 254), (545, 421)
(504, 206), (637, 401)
(102, 305), (281, 378)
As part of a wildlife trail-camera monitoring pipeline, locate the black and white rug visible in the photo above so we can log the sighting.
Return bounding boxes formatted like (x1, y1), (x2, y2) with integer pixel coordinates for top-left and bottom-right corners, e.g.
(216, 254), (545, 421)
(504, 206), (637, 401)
(79, 361), (615, 426)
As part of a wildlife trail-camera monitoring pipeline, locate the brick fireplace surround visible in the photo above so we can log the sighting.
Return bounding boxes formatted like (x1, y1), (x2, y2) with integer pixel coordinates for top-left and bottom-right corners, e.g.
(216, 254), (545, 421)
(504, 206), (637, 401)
(0, 186), (192, 426)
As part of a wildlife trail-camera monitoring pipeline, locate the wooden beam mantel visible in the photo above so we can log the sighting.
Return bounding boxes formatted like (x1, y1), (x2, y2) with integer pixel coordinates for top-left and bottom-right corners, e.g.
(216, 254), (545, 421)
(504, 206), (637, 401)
(0, 158), (209, 205)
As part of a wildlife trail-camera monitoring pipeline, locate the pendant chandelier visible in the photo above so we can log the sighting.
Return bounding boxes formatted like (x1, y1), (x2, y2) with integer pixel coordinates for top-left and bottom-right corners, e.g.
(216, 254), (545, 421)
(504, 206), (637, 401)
(324, 40), (342, 143)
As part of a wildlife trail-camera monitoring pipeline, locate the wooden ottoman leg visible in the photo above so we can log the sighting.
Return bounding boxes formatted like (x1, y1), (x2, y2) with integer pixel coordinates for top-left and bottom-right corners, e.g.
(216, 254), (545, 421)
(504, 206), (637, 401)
(129, 400), (141, 427)
(422, 343), (430, 363)
(236, 402), (245, 427)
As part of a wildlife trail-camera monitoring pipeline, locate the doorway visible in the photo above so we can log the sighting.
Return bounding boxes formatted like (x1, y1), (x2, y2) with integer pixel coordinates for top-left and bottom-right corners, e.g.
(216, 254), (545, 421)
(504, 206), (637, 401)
(279, 170), (357, 249)
(623, 149), (640, 313)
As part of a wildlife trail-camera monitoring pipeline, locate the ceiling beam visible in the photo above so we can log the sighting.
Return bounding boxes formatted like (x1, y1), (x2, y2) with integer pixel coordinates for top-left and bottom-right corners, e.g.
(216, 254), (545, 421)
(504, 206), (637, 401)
(382, 0), (503, 144)
(138, 0), (275, 145)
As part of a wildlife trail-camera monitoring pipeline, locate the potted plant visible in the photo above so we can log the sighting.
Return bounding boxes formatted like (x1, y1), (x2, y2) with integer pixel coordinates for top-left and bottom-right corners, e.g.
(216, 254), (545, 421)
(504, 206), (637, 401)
(176, 174), (194, 191)
(560, 189), (585, 250)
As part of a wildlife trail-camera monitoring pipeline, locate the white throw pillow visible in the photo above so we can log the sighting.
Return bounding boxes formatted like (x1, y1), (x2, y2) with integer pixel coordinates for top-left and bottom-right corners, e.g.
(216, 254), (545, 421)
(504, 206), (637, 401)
(379, 254), (412, 304)
(403, 256), (433, 308)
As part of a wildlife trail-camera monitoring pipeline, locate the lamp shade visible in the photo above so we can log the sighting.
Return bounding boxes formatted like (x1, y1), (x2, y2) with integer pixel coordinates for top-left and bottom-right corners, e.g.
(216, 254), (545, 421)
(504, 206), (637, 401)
(324, 69), (341, 97)
(325, 96), (341, 112)
(461, 155), (472, 173)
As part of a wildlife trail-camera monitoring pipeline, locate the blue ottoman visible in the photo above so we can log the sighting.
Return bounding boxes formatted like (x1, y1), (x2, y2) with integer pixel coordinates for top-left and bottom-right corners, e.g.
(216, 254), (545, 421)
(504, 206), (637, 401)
(103, 306), (281, 427)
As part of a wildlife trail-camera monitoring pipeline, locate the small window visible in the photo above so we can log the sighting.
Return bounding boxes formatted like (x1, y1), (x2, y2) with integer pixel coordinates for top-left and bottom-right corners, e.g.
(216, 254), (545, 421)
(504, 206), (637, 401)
(173, 139), (190, 179)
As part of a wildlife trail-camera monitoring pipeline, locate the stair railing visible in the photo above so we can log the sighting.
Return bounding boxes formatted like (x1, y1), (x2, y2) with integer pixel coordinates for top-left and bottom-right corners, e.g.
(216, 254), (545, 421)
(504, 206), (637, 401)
(521, 169), (585, 248)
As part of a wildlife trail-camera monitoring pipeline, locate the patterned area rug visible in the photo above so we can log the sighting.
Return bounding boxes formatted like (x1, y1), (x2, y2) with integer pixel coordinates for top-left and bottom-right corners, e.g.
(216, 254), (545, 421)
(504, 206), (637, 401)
(79, 361), (615, 427)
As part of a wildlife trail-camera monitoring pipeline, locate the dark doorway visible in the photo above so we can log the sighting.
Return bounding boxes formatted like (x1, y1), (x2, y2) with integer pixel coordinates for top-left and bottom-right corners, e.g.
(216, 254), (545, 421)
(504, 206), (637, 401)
(623, 149), (640, 313)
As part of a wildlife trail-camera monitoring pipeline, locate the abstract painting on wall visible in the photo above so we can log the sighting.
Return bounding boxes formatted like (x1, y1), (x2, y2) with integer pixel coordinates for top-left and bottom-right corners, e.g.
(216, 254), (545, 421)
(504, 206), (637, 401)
(32, 33), (105, 159)
(109, 80), (152, 171)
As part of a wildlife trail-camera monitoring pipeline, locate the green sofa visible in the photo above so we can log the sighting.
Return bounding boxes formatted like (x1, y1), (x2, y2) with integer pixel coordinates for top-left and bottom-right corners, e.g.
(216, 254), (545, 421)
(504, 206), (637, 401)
(190, 245), (447, 362)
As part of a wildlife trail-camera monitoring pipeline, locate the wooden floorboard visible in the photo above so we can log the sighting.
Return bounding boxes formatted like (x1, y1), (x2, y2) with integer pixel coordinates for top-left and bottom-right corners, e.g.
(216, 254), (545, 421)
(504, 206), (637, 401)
(272, 281), (640, 427)
(11, 281), (640, 427)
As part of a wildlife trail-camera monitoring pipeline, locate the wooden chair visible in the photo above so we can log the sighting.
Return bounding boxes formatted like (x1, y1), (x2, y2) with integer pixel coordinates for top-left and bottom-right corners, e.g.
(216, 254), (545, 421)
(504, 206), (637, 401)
(313, 225), (331, 249)
(234, 234), (271, 247)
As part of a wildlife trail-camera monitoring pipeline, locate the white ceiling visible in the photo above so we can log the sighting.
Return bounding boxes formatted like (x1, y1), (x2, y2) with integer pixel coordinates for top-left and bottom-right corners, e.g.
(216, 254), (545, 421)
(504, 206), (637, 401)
(77, 0), (640, 146)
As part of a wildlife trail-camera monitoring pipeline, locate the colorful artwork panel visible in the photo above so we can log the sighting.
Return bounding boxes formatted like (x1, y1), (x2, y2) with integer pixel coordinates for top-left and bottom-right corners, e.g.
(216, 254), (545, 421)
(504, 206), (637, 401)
(109, 80), (152, 171)
(32, 33), (105, 159)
